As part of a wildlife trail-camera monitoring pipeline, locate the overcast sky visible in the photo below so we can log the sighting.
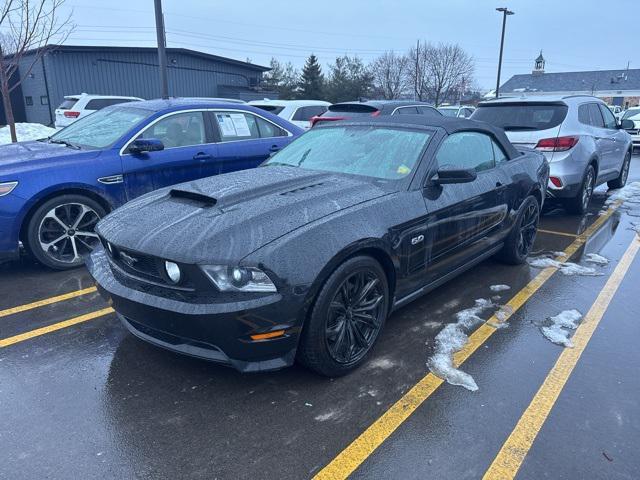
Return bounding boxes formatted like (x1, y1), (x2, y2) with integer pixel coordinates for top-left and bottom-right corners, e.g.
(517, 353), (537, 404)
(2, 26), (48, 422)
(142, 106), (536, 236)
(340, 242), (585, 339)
(60, 0), (637, 90)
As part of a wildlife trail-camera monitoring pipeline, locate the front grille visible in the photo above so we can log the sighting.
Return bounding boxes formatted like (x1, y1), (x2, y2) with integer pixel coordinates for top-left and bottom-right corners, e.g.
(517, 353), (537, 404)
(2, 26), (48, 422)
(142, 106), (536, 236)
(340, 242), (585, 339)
(113, 247), (163, 282)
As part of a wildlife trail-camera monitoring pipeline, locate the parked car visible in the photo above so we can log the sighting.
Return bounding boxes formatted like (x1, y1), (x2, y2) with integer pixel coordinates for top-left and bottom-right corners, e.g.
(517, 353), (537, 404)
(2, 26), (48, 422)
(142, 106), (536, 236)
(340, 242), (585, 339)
(438, 105), (476, 118)
(620, 107), (640, 151)
(310, 100), (441, 127)
(249, 99), (330, 130)
(54, 93), (144, 128)
(87, 115), (548, 376)
(0, 98), (303, 269)
(608, 104), (623, 118)
(472, 95), (634, 214)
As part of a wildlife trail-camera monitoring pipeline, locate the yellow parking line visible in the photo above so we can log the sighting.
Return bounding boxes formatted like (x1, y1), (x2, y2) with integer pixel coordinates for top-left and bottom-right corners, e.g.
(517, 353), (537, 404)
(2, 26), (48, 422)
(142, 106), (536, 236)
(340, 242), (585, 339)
(313, 205), (621, 480)
(0, 286), (98, 319)
(0, 307), (114, 348)
(483, 235), (640, 480)
(537, 228), (578, 238)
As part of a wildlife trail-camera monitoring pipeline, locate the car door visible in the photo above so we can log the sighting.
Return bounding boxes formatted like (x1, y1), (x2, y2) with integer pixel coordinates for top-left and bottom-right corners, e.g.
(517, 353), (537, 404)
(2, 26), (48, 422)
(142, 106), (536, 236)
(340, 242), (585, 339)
(211, 110), (290, 174)
(120, 110), (216, 200)
(422, 131), (509, 283)
(586, 103), (617, 179)
(598, 103), (628, 177)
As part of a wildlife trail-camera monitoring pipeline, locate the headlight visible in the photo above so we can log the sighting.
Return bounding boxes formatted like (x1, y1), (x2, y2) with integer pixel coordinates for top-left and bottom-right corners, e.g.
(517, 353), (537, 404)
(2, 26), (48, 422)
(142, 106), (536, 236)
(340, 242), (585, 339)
(201, 265), (277, 292)
(0, 181), (18, 197)
(165, 261), (182, 284)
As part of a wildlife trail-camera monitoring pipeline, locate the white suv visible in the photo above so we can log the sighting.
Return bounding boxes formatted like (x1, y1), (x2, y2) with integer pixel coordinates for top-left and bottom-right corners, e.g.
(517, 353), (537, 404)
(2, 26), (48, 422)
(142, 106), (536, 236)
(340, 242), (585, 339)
(54, 93), (143, 128)
(248, 99), (330, 130)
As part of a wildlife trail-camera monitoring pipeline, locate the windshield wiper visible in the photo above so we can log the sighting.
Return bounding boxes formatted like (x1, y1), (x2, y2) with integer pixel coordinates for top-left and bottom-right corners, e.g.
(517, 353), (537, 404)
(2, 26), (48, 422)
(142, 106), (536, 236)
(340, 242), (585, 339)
(48, 138), (81, 149)
(265, 162), (297, 168)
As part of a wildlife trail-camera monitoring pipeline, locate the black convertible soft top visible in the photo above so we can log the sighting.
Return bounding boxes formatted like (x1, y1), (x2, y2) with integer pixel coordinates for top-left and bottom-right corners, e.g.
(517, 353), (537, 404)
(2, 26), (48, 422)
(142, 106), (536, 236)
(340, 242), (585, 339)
(331, 114), (521, 160)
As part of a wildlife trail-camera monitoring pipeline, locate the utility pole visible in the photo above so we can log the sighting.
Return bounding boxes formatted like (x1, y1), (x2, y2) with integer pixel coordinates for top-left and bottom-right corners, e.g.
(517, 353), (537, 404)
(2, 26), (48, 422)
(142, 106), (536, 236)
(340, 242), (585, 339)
(154, 0), (169, 99)
(414, 40), (419, 101)
(495, 7), (514, 99)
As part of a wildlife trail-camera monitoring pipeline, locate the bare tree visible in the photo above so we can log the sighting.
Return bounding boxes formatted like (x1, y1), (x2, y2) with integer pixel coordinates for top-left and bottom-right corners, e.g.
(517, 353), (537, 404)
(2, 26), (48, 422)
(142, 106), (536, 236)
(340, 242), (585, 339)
(0, 0), (73, 142)
(423, 43), (474, 106)
(406, 42), (474, 105)
(371, 51), (409, 100)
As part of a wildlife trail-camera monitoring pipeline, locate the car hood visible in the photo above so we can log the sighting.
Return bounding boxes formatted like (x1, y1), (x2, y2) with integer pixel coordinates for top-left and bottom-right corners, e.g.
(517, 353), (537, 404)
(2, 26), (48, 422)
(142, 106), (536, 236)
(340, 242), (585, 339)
(0, 140), (101, 173)
(97, 166), (391, 264)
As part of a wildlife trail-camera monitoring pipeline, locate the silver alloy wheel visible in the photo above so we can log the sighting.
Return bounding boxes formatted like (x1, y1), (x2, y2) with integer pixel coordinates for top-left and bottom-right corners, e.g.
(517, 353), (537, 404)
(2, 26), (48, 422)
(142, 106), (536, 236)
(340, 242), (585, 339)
(582, 168), (595, 210)
(621, 153), (630, 185)
(38, 202), (101, 264)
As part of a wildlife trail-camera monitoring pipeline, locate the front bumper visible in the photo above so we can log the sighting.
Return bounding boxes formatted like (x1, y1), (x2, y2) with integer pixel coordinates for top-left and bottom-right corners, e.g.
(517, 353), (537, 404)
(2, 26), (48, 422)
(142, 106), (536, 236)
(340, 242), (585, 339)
(0, 192), (25, 263)
(87, 248), (305, 372)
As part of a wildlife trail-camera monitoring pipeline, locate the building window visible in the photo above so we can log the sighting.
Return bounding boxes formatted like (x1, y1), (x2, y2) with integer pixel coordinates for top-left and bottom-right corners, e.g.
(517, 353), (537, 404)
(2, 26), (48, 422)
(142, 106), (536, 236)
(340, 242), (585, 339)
(25, 96), (33, 106)
(40, 95), (49, 105)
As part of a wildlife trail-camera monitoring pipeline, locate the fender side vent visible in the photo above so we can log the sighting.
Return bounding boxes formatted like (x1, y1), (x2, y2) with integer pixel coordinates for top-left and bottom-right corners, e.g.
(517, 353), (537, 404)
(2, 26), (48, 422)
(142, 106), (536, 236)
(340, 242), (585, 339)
(169, 189), (217, 207)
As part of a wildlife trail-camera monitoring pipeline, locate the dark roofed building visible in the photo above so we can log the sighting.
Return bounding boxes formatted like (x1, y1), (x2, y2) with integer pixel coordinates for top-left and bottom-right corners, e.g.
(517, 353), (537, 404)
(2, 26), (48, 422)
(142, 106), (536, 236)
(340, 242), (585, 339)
(2, 44), (275, 126)
(499, 53), (640, 109)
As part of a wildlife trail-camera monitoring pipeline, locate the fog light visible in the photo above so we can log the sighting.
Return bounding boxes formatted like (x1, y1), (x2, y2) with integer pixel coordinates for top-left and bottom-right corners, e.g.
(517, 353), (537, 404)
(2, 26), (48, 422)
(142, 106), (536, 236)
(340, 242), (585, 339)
(165, 261), (181, 284)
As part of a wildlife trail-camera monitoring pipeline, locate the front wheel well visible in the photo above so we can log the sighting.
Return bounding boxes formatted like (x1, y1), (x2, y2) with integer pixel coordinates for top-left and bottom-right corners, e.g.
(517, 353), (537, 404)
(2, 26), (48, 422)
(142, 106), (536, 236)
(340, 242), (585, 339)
(19, 188), (112, 242)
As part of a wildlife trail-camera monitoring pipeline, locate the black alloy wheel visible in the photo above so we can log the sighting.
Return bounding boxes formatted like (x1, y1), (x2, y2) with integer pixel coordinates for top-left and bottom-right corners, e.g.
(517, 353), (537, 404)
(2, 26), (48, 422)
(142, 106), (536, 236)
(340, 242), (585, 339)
(298, 256), (389, 376)
(325, 270), (386, 365)
(497, 195), (540, 265)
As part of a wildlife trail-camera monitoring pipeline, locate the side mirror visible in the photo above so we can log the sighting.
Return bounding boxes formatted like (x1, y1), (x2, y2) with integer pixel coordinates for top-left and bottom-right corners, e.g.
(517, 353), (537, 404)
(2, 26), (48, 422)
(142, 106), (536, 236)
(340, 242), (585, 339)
(128, 138), (164, 154)
(432, 167), (477, 184)
(620, 119), (635, 130)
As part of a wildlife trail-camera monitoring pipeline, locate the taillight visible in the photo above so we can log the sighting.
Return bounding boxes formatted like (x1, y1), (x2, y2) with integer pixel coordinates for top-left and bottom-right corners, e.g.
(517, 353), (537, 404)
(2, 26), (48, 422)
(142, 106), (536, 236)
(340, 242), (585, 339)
(535, 136), (579, 152)
(63, 111), (80, 118)
(310, 116), (345, 127)
(371, 110), (381, 117)
(549, 176), (563, 187)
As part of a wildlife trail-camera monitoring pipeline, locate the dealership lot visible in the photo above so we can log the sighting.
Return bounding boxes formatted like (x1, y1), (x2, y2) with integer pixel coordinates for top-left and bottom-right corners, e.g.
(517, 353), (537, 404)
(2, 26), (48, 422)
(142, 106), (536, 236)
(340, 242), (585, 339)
(1, 154), (639, 479)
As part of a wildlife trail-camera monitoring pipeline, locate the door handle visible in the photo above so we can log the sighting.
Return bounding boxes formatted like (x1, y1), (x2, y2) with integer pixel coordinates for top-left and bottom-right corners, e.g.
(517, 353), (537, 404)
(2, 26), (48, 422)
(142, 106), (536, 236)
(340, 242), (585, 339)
(269, 145), (280, 153)
(193, 152), (213, 161)
(495, 181), (508, 191)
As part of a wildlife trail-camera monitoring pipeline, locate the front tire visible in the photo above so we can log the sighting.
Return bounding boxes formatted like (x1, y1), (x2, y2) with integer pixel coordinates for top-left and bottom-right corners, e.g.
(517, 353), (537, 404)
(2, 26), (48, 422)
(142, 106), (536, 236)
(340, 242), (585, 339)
(564, 164), (595, 215)
(26, 194), (106, 270)
(297, 256), (389, 377)
(607, 150), (631, 190)
(497, 195), (540, 265)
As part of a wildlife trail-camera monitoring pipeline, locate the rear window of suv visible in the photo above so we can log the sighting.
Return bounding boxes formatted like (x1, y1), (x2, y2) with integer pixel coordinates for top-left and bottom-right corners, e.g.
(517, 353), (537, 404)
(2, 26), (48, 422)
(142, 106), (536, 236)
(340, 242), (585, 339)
(320, 103), (380, 118)
(58, 98), (78, 110)
(472, 102), (568, 131)
(252, 105), (285, 115)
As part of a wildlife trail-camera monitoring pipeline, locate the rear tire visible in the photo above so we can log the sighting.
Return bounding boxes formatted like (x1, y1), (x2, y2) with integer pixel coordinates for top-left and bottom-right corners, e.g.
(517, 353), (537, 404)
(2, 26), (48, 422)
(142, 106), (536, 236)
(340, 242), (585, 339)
(297, 256), (389, 377)
(497, 195), (540, 265)
(564, 164), (595, 215)
(26, 194), (106, 270)
(607, 150), (631, 190)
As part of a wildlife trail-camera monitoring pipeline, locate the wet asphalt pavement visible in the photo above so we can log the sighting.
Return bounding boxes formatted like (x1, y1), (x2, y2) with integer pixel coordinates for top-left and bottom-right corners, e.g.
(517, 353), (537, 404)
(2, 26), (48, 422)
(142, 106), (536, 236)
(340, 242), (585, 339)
(2, 154), (640, 480)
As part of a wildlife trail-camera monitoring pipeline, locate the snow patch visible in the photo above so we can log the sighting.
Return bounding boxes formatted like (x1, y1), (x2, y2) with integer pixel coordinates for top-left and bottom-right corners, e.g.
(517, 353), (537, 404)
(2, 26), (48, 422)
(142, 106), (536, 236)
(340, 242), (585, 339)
(427, 299), (496, 392)
(314, 409), (340, 422)
(490, 284), (510, 292)
(585, 253), (609, 265)
(0, 123), (56, 144)
(539, 310), (583, 347)
(368, 357), (396, 370)
(605, 182), (640, 207)
(527, 256), (602, 276)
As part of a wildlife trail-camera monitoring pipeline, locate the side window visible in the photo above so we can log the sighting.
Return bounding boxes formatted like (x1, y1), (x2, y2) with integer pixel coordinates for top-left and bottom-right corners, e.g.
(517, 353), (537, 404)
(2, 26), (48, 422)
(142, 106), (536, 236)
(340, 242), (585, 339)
(578, 104), (590, 125)
(139, 111), (206, 148)
(418, 106), (438, 116)
(587, 103), (605, 128)
(255, 116), (287, 138)
(394, 107), (419, 115)
(598, 104), (617, 129)
(436, 132), (495, 173)
(492, 140), (508, 165)
(214, 112), (260, 141)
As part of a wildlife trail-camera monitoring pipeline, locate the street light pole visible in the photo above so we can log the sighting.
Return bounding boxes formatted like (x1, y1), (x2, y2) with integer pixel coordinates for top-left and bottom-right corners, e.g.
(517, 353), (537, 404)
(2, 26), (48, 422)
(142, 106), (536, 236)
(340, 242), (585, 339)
(154, 0), (169, 99)
(495, 7), (514, 99)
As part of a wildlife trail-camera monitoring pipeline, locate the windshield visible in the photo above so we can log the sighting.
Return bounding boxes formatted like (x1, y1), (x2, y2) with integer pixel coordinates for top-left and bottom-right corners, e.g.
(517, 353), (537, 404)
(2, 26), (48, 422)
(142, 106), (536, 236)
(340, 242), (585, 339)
(265, 125), (431, 180)
(472, 103), (568, 131)
(438, 108), (458, 117)
(50, 106), (151, 149)
(622, 108), (640, 120)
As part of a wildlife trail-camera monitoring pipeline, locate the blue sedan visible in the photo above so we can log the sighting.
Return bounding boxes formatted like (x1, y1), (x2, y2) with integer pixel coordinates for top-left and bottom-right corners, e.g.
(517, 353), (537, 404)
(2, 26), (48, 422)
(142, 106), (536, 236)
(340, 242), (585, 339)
(0, 99), (303, 269)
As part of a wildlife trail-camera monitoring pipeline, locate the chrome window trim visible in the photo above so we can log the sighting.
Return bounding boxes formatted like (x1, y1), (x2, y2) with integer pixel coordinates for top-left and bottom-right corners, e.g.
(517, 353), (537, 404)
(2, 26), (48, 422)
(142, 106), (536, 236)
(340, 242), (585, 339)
(119, 108), (294, 156)
(391, 105), (437, 115)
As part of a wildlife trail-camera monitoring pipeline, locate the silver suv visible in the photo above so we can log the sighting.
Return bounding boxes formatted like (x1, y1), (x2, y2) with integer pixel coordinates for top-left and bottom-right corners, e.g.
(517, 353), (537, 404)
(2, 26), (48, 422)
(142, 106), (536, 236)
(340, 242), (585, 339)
(473, 95), (634, 214)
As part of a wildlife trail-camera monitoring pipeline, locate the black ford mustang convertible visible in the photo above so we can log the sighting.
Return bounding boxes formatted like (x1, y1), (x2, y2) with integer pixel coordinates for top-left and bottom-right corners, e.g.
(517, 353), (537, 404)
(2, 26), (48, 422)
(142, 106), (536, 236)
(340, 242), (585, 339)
(88, 116), (548, 376)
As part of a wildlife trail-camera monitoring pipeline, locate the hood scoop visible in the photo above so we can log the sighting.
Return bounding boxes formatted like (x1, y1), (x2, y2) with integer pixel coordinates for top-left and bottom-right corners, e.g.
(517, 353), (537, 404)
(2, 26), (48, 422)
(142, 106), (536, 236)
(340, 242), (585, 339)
(280, 182), (326, 196)
(169, 188), (217, 207)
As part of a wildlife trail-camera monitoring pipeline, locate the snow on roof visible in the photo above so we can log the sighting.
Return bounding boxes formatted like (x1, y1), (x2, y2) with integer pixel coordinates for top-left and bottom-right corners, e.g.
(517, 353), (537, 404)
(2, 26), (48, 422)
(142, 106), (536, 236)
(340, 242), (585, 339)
(500, 68), (640, 94)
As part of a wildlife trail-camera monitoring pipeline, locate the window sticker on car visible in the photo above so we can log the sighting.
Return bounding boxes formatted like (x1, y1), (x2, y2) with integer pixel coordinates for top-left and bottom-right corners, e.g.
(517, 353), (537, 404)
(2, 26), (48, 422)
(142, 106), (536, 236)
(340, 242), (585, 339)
(216, 114), (237, 137)
(229, 113), (252, 137)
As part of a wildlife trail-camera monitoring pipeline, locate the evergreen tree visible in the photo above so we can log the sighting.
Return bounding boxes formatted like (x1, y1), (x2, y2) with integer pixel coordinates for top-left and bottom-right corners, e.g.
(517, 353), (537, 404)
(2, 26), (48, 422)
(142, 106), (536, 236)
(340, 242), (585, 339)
(298, 54), (324, 99)
(263, 58), (299, 99)
(325, 55), (374, 103)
